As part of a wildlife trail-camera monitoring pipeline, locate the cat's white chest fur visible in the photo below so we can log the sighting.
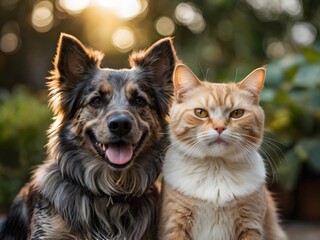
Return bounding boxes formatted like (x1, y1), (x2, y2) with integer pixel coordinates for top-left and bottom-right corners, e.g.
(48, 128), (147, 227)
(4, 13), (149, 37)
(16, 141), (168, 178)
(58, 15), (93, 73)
(192, 203), (235, 240)
(163, 148), (266, 206)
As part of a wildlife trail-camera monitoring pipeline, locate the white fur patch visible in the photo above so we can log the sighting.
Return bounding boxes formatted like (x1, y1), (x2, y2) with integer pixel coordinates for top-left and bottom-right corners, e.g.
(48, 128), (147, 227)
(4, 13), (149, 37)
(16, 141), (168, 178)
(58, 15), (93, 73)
(191, 202), (235, 239)
(163, 149), (265, 207)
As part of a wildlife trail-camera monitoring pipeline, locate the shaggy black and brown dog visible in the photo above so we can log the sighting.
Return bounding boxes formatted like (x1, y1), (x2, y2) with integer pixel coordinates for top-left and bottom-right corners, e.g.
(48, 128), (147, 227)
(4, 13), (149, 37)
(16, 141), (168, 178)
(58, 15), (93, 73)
(0, 33), (177, 239)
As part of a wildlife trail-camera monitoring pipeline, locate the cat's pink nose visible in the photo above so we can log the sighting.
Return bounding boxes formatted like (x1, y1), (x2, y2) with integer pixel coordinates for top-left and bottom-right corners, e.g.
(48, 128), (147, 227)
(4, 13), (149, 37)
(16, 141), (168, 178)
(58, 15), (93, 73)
(215, 126), (226, 134)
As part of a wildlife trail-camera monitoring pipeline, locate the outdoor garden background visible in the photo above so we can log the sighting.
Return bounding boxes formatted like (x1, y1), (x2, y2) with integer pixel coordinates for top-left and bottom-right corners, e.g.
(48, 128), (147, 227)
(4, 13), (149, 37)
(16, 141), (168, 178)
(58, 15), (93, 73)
(0, 0), (319, 239)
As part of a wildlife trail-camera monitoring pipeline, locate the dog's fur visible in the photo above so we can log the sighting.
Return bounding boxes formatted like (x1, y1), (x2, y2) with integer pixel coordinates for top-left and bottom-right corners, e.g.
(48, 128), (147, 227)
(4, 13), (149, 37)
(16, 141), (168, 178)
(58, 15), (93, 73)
(0, 33), (177, 240)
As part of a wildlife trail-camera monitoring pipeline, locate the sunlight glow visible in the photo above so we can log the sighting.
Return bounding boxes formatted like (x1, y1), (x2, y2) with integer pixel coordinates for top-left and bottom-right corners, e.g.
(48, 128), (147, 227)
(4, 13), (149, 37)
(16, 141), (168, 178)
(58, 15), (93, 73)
(112, 27), (135, 52)
(31, 1), (54, 33)
(59, 0), (90, 15)
(93, 0), (142, 20)
(155, 16), (175, 36)
(93, 0), (113, 9)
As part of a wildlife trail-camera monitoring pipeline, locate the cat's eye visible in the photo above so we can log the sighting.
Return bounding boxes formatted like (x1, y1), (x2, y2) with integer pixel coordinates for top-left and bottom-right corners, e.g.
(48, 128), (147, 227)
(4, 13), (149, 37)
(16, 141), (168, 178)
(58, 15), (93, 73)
(194, 108), (209, 118)
(230, 109), (244, 118)
(90, 96), (104, 108)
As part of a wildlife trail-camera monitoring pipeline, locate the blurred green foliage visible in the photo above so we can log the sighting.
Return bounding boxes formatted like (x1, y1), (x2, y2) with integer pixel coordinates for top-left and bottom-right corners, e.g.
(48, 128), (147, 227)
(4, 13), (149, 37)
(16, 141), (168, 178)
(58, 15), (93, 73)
(0, 88), (51, 205)
(261, 46), (320, 191)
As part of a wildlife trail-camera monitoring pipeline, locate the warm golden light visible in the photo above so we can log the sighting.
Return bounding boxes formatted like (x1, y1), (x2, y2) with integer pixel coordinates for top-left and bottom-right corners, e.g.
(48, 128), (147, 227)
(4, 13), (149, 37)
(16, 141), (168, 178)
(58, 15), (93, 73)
(112, 27), (135, 52)
(59, 0), (90, 15)
(93, 0), (142, 20)
(117, 0), (141, 19)
(93, 0), (113, 9)
(31, 1), (54, 33)
(155, 16), (175, 36)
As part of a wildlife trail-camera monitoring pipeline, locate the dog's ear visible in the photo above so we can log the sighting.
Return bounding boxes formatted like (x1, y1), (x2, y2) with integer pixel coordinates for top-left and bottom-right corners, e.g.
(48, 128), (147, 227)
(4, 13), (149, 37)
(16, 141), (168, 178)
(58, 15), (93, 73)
(54, 33), (103, 83)
(48, 33), (103, 119)
(129, 38), (177, 119)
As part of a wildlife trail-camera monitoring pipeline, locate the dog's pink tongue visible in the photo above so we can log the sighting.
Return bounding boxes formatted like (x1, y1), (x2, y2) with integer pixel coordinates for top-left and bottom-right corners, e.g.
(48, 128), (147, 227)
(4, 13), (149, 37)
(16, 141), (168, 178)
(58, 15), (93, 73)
(106, 145), (133, 165)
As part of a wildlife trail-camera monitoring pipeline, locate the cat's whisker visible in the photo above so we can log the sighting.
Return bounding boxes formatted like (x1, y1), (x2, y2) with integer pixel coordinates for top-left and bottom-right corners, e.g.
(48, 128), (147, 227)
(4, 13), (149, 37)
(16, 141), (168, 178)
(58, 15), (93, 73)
(231, 132), (285, 163)
(228, 134), (279, 182)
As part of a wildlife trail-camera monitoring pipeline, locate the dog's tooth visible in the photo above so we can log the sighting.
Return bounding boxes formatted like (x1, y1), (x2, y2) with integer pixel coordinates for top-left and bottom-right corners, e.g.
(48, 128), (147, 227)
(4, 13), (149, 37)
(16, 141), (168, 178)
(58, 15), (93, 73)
(102, 144), (106, 151)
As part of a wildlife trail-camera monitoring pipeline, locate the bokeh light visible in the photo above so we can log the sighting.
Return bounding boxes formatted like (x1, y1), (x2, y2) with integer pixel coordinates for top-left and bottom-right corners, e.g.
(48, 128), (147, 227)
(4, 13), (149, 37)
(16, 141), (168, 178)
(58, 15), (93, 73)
(174, 3), (195, 25)
(59, 0), (90, 15)
(1, 21), (21, 54)
(174, 2), (205, 34)
(281, 0), (302, 16)
(291, 22), (317, 46)
(0, 33), (19, 54)
(31, 1), (54, 33)
(155, 16), (175, 36)
(266, 39), (286, 58)
(93, 0), (143, 20)
(112, 27), (136, 52)
(246, 0), (302, 19)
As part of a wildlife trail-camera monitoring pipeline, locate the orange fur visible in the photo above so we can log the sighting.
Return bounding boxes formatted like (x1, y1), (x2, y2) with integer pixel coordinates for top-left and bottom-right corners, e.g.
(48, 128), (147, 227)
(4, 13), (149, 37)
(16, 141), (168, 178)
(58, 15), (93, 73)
(158, 64), (287, 240)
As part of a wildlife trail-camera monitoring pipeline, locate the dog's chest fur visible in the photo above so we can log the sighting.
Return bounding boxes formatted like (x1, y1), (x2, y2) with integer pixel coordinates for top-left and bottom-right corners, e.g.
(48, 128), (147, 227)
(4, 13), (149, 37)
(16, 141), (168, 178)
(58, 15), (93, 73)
(30, 198), (76, 239)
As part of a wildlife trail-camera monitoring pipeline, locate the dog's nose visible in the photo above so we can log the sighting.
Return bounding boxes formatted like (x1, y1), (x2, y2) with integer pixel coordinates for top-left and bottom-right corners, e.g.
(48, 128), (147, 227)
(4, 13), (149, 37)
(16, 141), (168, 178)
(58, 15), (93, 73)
(108, 115), (132, 136)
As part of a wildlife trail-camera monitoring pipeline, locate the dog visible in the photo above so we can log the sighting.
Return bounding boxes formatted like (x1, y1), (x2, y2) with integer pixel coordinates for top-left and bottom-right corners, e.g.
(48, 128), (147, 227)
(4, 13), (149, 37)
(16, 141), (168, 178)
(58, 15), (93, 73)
(0, 33), (177, 240)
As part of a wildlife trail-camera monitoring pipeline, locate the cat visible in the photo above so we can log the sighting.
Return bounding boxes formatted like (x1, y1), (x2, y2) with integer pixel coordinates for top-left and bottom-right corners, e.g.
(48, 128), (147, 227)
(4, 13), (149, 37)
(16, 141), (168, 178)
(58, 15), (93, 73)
(158, 64), (287, 240)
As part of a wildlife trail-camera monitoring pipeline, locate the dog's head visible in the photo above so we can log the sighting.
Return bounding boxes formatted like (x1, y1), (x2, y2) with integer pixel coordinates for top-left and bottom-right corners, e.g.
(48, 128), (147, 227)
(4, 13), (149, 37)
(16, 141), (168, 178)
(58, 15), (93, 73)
(47, 33), (177, 196)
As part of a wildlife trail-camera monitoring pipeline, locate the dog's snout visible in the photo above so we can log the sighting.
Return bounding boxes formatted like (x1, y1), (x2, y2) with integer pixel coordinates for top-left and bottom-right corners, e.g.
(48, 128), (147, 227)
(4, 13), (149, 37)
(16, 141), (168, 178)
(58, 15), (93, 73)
(108, 115), (132, 136)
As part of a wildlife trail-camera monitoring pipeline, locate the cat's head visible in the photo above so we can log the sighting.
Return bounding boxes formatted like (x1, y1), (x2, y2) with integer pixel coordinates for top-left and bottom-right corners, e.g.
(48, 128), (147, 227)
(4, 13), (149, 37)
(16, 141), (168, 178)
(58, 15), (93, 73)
(170, 64), (265, 160)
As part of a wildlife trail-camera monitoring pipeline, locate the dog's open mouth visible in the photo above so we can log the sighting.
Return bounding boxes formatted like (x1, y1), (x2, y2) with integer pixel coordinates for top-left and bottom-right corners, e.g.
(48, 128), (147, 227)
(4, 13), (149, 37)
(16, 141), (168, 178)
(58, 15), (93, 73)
(97, 142), (133, 166)
(88, 130), (142, 168)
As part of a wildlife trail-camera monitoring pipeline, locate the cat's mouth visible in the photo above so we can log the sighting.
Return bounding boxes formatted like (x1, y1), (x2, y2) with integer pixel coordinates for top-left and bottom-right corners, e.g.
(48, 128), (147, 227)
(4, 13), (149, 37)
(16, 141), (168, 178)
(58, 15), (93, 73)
(208, 137), (227, 146)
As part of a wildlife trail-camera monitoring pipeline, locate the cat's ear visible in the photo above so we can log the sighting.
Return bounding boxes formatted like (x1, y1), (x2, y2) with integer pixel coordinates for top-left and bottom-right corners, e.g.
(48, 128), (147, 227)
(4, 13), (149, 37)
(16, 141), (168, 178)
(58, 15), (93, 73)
(239, 66), (266, 100)
(174, 64), (201, 102)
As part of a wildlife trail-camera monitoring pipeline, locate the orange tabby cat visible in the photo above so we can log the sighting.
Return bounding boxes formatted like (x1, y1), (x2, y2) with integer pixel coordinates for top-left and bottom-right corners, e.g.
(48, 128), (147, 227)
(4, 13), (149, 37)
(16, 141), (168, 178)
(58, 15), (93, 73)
(158, 64), (287, 240)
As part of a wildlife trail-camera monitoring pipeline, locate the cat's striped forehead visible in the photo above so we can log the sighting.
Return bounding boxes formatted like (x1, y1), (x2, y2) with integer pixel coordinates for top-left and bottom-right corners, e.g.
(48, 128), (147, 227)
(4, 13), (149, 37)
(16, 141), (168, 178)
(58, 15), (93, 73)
(186, 82), (252, 110)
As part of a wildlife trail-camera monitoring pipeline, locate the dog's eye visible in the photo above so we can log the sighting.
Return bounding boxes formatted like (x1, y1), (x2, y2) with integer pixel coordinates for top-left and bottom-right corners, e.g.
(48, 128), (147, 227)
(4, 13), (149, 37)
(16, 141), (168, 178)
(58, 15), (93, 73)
(90, 97), (103, 108)
(135, 96), (146, 106)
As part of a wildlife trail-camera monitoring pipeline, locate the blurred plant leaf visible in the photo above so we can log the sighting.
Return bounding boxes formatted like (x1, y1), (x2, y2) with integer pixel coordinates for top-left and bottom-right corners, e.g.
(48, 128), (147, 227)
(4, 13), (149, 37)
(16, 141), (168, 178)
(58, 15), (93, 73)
(302, 47), (320, 63)
(293, 64), (320, 88)
(277, 149), (302, 191)
(266, 54), (305, 88)
(0, 87), (51, 205)
(295, 139), (320, 171)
